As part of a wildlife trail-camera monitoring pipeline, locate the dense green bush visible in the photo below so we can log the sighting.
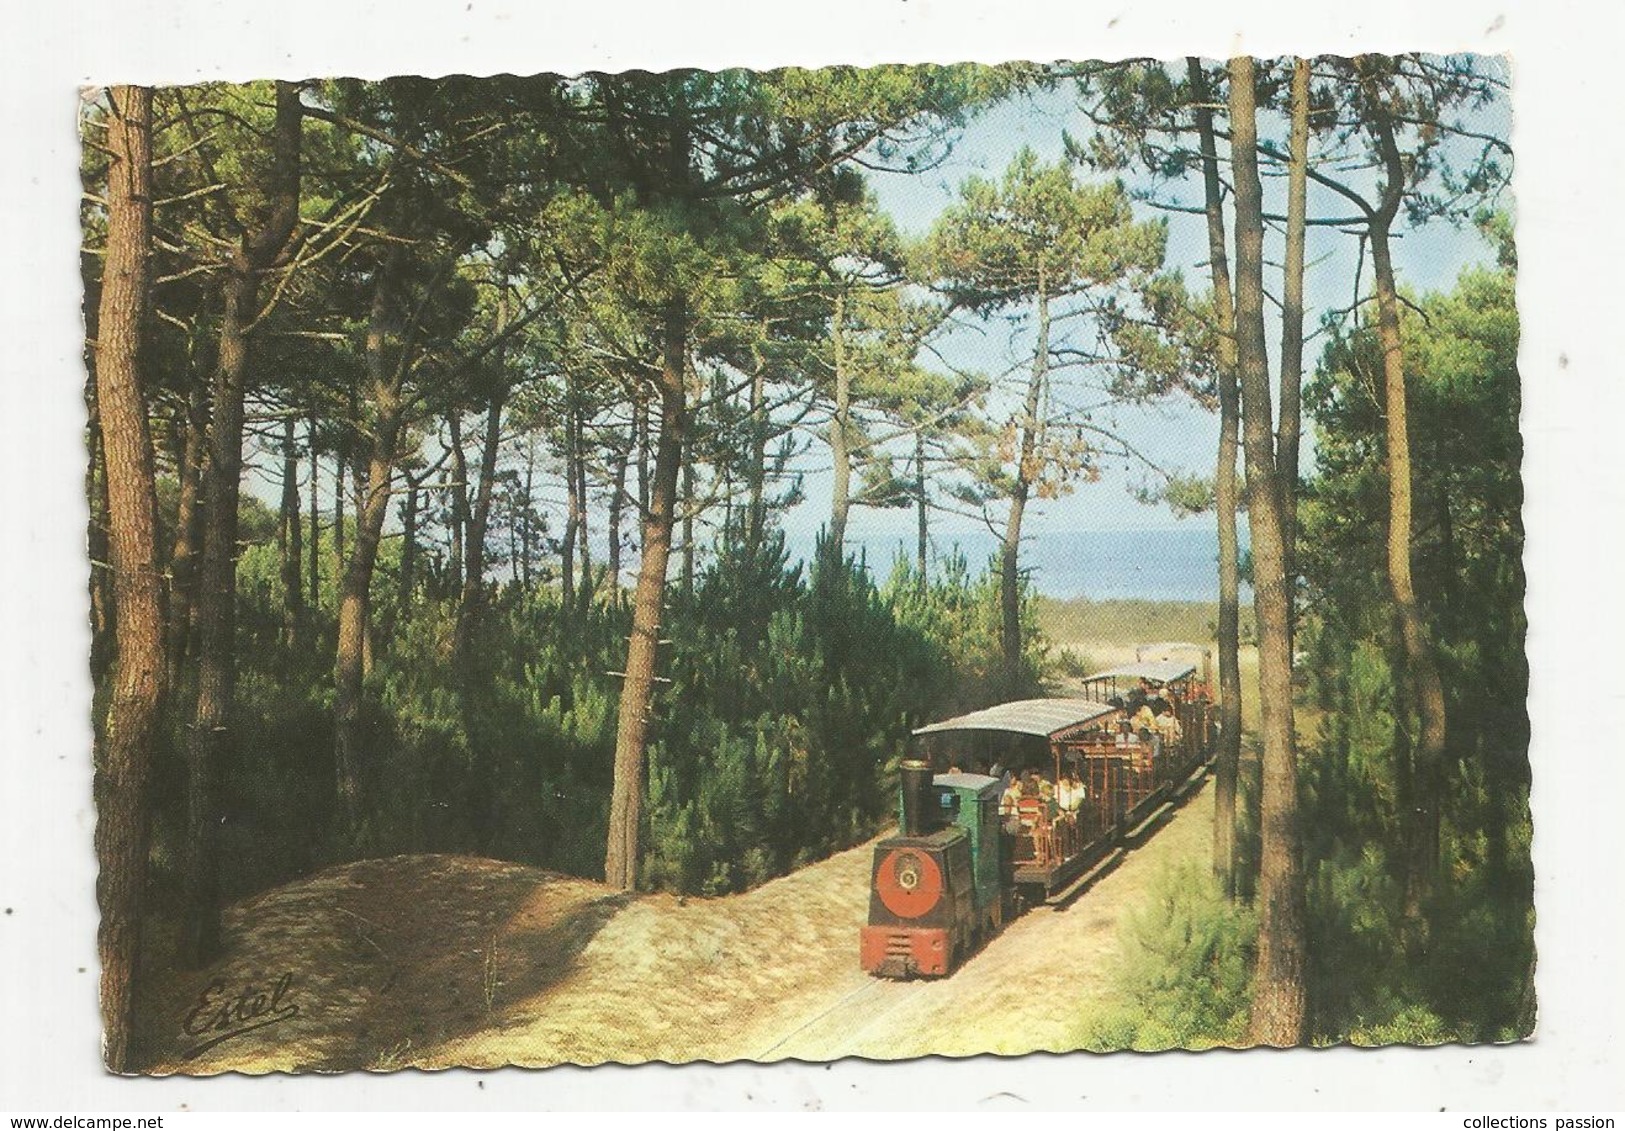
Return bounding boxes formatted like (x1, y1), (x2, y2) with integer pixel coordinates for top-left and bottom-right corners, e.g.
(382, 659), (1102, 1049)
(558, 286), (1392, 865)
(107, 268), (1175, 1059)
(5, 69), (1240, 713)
(1077, 861), (1257, 1050)
(1296, 618), (1536, 1045)
(882, 547), (1045, 712)
(1082, 610), (1532, 1050)
(150, 524), (1045, 903)
(643, 534), (959, 894)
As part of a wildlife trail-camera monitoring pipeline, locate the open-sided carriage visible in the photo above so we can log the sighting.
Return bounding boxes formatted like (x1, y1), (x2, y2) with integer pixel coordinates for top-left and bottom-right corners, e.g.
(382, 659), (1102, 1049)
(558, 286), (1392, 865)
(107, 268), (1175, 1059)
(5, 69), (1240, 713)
(909, 683), (1213, 897)
(911, 698), (1120, 904)
(861, 670), (1221, 978)
(1075, 650), (1218, 774)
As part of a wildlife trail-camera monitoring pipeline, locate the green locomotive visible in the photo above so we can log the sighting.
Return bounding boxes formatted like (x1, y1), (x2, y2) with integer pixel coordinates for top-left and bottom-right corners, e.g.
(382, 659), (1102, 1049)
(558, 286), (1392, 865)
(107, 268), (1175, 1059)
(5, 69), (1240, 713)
(859, 762), (1010, 977)
(861, 684), (1215, 978)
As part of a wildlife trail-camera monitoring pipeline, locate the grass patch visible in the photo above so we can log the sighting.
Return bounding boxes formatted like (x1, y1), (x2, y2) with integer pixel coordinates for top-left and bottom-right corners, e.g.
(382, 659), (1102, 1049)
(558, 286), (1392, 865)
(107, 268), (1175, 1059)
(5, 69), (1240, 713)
(1038, 596), (1255, 651)
(1074, 859), (1258, 1051)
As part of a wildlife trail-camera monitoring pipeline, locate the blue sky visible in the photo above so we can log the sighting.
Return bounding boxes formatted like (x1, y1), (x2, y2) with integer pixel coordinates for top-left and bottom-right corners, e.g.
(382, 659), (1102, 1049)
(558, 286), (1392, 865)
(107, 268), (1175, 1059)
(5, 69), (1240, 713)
(802, 61), (1512, 552)
(227, 61), (1514, 581)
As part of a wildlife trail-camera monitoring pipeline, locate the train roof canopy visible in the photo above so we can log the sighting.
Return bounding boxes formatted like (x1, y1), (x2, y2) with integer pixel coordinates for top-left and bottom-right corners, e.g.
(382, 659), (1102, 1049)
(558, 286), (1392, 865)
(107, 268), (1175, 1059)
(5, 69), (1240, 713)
(1083, 659), (1198, 685)
(912, 698), (1118, 740)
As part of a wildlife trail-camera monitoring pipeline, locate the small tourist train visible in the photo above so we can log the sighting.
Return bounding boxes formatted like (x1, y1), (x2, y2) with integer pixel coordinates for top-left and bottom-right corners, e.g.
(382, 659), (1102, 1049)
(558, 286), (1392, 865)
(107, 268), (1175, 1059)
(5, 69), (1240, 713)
(859, 647), (1218, 978)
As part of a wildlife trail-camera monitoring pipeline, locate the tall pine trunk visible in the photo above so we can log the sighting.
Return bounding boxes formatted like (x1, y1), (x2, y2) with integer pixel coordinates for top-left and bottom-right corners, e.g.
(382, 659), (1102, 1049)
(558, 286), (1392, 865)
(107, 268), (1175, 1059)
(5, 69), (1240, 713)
(166, 383), (206, 683)
(604, 297), (686, 890)
(352, 458), (367, 669)
(1001, 278), (1048, 696)
(636, 392), (650, 527)
(400, 470), (420, 606)
(447, 412), (467, 596)
(334, 268), (402, 838)
(332, 436), (396, 837)
(604, 102), (698, 892)
(182, 83), (302, 966)
(330, 448), (344, 578)
(744, 349), (767, 557)
(182, 275), (247, 967)
(1188, 57), (1244, 895)
(521, 440), (536, 589)
(1277, 57), (1310, 645)
(915, 428), (929, 589)
(278, 416), (303, 648)
(1358, 71), (1448, 917)
(1371, 213), (1448, 913)
(91, 85), (164, 1072)
(87, 408), (114, 682)
(307, 414), (320, 611)
(454, 387), (507, 668)
(559, 398), (579, 611)
(509, 492), (521, 584)
(828, 290), (852, 560)
(679, 438), (696, 598)
(1230, 55), (1308, 1046)
(574, 408), (593, 605)
(607, 413), (631, 589)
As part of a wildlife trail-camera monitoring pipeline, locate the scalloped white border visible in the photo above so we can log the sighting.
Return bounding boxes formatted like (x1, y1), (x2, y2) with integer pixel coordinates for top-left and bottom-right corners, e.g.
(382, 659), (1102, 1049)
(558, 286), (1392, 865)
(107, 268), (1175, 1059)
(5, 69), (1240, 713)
(4, 0), (1621, 1112)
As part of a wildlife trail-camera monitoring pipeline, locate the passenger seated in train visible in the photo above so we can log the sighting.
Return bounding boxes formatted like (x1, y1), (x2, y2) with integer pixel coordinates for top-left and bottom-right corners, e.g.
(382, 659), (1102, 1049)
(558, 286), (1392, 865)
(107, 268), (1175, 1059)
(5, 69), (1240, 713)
(999, 774), (1023, 816)
(1057, 773), (1084, 812)
(1037, 775), (1056, 807)
(1012, 771), (1038, 816)
(1155, 709), (1183, 743)
(1133, 702), (1157, 737)
(999, 772), (1060, 824)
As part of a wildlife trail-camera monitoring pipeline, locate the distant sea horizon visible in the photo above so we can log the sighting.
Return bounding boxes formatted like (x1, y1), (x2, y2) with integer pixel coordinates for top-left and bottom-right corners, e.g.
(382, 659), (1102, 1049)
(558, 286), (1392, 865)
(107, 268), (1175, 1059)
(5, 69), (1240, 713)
(784, 524), (1252, 603)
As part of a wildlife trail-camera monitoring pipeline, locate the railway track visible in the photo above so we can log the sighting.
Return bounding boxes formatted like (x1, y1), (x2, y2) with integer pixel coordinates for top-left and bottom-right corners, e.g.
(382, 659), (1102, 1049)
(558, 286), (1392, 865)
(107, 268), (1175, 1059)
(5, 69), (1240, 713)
(754, 974), (905, 1060)
(753, 772), (1215, 1063)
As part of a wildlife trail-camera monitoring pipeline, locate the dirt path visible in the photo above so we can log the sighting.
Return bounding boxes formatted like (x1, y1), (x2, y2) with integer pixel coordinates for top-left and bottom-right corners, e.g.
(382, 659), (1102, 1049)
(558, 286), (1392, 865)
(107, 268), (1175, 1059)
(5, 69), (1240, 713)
(142, 780), (1213, 1073)
(754, 780), (1214, 1062)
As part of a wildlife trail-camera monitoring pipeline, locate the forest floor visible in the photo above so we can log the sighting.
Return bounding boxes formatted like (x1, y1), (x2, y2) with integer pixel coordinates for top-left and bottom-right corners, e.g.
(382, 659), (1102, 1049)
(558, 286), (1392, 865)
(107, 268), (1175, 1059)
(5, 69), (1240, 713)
(135, 776), (1216, 1074)
(134, 611), (1238, 1074)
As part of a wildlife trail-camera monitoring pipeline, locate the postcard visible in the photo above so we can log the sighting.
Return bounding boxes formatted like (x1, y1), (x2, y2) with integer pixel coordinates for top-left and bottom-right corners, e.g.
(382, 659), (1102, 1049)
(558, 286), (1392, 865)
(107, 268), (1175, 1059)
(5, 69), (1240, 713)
(79, 53), (1532, 1077)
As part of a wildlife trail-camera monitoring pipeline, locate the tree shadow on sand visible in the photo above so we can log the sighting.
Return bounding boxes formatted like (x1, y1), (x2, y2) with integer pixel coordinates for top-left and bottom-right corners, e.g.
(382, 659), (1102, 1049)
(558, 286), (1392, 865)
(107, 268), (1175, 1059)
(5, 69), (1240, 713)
(134, 855), (631, 1073)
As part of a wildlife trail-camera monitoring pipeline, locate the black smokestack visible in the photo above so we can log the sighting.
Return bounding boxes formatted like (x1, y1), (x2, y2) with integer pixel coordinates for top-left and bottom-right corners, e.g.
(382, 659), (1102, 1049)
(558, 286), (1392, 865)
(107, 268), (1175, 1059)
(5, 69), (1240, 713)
(900, 759), (934, 837)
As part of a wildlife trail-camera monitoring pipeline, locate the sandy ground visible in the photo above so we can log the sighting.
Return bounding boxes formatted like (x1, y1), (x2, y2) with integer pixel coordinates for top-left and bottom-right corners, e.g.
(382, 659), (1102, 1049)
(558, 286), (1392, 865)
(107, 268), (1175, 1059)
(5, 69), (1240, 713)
(1054, 638), (1140, 677)
(758, 782), (1214, 1063)
(137, 777), (1215, 1074)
